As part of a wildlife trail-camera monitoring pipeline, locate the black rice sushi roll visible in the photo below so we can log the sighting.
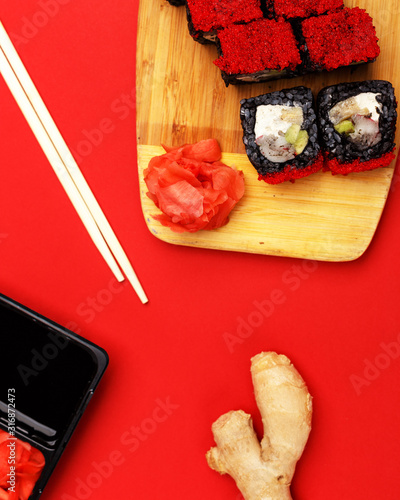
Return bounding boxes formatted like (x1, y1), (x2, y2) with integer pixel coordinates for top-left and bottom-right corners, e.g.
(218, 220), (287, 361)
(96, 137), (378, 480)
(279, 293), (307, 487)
(240, 86), (323, 184)
(317, 80), (397, 175)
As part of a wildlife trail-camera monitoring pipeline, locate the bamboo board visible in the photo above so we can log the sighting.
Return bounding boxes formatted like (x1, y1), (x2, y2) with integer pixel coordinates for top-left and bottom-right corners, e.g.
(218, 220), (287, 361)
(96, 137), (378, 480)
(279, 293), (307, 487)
(136, 0), (400, 262)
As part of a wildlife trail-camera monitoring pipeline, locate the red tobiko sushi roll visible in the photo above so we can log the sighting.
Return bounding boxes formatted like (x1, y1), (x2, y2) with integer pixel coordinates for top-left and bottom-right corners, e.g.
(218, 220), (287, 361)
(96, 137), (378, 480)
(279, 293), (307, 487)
(186, 0), (263, 44)
(300, 7), (380, 72)
(265, 0), (343, 20)
(214, 18), (302, 86)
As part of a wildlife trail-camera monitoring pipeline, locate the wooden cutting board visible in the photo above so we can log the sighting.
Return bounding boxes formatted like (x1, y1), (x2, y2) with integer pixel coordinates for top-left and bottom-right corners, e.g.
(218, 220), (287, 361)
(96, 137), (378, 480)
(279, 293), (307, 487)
(136, 0), (400, 262)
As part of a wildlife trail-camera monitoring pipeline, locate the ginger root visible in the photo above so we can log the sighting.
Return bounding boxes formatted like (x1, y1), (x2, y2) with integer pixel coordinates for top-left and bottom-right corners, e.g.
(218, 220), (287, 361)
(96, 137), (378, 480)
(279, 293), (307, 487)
(206, 352), (312, 500)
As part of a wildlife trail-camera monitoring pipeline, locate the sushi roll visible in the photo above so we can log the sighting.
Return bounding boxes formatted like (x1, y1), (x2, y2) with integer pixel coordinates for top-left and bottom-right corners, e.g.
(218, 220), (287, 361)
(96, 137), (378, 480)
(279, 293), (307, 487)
(240, 86), (324, 184)
(264, 0), (343, 20)
(300, 7), (380, 73)
(186, 0), (263, 45)
(317, 80), (397, 175)
(214, 18), (301, 86)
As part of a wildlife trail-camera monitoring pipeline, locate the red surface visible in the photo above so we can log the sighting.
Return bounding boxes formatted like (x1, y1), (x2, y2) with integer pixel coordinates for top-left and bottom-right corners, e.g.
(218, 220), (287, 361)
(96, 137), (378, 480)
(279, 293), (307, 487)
(1, 1), (400, 500)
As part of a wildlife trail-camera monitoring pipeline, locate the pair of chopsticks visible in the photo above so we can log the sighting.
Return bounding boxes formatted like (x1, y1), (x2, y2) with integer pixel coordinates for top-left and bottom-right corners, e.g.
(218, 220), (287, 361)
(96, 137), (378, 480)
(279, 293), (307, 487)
(0, 20), (148, 304)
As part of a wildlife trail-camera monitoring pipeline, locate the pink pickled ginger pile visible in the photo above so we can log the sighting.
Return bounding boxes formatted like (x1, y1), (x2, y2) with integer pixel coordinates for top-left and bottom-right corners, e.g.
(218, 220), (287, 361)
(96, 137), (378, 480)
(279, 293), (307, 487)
(144, 139), (245, 233)
(0, 429), (45, 500)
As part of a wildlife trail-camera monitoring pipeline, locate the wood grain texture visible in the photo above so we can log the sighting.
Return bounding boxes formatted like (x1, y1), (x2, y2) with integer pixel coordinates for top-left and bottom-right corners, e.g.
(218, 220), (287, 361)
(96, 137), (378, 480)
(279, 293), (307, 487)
(136, 0), (400, 261)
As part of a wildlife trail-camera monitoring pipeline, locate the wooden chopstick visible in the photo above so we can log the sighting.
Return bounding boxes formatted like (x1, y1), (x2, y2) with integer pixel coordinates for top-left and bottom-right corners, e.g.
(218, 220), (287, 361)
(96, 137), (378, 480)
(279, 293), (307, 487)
(0, 47), (125, 283)
(0, 21), (148, 304)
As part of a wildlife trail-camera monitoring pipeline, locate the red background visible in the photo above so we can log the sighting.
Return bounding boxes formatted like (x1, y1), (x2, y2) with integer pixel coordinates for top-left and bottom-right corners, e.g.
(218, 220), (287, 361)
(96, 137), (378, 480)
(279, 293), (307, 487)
(1, 1), (400, 499)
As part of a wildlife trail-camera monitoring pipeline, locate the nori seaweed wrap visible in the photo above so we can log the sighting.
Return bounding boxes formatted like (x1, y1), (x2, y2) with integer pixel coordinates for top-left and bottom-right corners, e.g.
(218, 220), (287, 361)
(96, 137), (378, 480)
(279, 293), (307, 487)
(317, 80), (397, 174)
(240, 86), (323, 184)
(166, 0), (186, 6)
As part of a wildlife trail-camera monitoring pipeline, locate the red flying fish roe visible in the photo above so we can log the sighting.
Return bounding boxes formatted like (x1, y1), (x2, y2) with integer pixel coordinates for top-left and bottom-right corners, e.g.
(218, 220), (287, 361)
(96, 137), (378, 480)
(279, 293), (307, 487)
(214, 18), (301, 75)
(302, 7), (380, 71)
(273, 0), (343, 19)
(259, 153), (325, 184)
(325, 151), (396, 175)
(187, 0), (263, 32)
